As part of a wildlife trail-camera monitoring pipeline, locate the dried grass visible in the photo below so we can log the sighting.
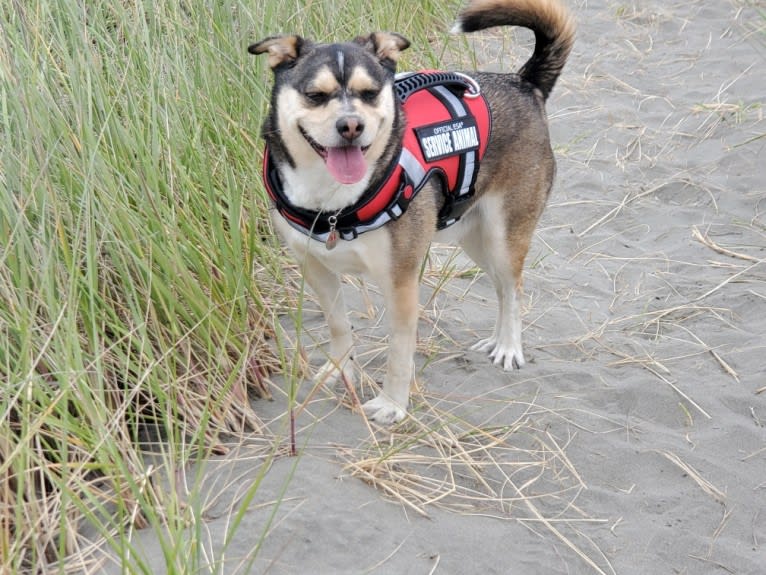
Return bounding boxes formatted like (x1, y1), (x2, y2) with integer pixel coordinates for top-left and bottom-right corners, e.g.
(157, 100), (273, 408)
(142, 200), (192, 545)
(654, 450), (727, 504)
(339, 395), (614, 574)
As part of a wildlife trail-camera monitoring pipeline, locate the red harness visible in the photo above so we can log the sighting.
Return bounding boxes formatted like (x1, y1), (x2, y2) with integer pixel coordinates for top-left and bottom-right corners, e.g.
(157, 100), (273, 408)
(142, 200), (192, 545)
(263, 71), (492, 244)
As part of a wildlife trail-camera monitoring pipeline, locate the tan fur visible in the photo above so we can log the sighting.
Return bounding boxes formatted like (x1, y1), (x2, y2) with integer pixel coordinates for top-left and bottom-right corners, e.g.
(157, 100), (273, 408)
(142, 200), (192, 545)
(252, 0), (575, 424)
(460, 0), (573, 32)
(250, 35), (302, 69)
(356, 32), (410, 64)
(309, 66), (341, 94)
(346, 67), (378, 93)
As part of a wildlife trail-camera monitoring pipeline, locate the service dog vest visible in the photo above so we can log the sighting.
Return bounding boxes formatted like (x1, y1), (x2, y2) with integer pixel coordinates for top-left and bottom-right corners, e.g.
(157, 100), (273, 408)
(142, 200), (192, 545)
(263, 71), (492, 247)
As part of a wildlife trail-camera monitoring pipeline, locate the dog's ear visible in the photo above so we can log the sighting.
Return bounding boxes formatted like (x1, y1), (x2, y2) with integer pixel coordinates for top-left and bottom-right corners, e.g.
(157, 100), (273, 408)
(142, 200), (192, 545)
(354, 32), (410, 71)
(248, 35), (305, 70)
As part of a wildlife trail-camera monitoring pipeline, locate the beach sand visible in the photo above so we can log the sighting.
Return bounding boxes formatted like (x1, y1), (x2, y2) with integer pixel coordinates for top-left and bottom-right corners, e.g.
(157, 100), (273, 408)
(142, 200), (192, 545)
(116, 1), (765, 573)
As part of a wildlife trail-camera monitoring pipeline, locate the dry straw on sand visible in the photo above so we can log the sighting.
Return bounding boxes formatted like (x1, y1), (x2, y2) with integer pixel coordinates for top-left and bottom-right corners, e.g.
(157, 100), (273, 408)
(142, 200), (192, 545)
(5, 0), (764, 573)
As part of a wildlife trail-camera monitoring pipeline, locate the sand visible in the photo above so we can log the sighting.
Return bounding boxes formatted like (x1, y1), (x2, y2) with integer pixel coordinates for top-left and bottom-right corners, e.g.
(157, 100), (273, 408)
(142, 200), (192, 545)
(115, 0), (765, 573)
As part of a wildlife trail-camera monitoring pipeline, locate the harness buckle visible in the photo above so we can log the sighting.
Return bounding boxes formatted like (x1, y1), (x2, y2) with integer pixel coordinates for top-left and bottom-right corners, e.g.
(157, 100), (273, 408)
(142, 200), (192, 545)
(436, 188), (476, 230)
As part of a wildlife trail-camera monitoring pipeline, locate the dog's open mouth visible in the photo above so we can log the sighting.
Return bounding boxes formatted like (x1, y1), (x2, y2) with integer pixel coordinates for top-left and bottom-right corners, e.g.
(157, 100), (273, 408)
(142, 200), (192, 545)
(300, 127), (369, 185)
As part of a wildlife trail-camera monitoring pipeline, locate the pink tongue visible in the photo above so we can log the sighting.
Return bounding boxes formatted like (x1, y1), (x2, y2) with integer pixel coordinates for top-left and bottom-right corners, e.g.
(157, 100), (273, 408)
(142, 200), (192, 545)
(325, 146), (367, 184)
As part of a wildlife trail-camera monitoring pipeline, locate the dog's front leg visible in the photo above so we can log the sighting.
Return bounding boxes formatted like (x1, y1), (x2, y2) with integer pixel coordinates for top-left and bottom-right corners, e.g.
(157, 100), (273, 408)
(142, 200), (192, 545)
(362, 272), (419, 424)
(300, 255), (355, 386)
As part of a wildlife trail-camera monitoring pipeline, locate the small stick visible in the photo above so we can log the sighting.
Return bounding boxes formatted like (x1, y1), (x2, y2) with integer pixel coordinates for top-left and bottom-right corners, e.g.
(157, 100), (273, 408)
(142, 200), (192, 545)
(648, 366), (712, 420)
(655, 450), (726, 503)
(692, 226), (762, 263)
(596, 338), (711, 419)
(677, 325), (740, 383)
(709, 349), (739, 383)
(340, 369), (362, 412)
(578, 181), (672, 237)
(690, 260), (764, 304)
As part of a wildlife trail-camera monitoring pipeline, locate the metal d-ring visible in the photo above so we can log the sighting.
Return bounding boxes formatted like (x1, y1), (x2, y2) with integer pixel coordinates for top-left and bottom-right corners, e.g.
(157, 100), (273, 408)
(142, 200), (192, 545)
(453, 72), (482, 98)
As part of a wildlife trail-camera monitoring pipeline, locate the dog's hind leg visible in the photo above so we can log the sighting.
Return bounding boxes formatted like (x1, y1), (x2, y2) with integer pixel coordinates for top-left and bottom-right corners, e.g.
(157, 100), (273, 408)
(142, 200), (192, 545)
(300, 255), (356, 386)
(459, 195), (532, 370)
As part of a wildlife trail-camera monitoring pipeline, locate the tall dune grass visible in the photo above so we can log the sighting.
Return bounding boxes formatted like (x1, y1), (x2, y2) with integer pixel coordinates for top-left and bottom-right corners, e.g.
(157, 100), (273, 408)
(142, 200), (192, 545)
(1, 0), (463, 571)
(0, 0), (282, 570)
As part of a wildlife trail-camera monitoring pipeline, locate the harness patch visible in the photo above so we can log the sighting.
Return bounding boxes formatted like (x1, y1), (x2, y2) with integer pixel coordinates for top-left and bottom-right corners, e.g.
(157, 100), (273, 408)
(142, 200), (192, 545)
(415, 116), (480, 162)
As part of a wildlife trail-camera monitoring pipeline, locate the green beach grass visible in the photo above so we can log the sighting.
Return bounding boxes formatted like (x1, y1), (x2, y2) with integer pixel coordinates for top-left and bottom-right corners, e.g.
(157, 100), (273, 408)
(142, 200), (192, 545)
(1, 0), (463, 571)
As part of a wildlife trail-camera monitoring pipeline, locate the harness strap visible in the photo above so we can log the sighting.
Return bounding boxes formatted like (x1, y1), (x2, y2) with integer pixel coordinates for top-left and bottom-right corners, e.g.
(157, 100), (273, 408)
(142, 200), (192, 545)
(394, 71), (481, 102)
(423, 83), (481, 229)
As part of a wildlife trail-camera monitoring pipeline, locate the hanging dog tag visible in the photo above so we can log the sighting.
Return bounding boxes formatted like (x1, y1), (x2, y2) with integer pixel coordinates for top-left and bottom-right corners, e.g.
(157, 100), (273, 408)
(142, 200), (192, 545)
(325, 215), (339, 250)
(325, 229), (338, 250)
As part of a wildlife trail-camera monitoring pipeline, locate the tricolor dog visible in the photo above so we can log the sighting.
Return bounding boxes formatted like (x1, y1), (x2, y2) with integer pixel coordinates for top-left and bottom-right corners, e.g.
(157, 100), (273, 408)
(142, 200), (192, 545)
(250, 0), (575, 424)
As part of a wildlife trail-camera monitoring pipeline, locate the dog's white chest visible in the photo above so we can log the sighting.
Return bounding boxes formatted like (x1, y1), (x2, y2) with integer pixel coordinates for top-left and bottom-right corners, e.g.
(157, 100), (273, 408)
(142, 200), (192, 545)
(279, 162), (371, 213)
(273, 212), (391, 277)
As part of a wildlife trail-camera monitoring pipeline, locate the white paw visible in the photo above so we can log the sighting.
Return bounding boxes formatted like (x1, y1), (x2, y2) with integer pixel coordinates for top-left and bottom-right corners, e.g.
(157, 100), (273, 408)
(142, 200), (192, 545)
(314, 358), (355, 386)
(362, 394), (407, 425)
(472, 337), (525, 370)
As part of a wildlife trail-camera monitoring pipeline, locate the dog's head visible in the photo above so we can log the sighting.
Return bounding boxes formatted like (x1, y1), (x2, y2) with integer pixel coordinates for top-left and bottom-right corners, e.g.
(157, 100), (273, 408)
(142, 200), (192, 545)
(250, 33), (409, 188)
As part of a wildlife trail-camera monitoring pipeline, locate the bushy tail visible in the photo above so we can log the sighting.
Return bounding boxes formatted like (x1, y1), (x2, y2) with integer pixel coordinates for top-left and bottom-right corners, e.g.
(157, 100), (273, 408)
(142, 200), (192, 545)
(452, 0), (575, 100)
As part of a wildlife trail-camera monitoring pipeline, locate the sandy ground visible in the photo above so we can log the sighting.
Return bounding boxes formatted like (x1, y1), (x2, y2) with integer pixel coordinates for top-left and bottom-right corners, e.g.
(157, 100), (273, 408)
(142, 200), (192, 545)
(115, 1), (765, 573)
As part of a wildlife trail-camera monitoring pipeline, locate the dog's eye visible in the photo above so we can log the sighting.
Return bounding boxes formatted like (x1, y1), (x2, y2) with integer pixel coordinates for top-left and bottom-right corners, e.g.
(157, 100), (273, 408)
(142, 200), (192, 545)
(359, 89), (379, 103)
(304, 91), (330, 106)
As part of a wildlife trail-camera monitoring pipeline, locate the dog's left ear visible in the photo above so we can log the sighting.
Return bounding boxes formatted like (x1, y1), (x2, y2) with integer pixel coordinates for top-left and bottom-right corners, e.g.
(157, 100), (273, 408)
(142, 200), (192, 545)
(354, 32), (410, 71)
(248, 35), (305, 70)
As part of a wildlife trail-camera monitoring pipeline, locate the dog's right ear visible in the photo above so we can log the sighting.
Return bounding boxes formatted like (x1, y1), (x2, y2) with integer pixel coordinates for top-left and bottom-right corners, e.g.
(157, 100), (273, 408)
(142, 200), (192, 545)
(354, 32), (410, 72)
(248, 35), (305, 70)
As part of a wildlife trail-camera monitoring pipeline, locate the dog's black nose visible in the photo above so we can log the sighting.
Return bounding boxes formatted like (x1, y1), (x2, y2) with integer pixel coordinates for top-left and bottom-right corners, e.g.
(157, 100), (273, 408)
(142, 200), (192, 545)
(336, 116), (365, 142)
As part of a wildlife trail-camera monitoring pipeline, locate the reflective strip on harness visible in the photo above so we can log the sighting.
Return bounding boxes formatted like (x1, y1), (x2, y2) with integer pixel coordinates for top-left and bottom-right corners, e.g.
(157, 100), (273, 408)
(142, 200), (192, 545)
(262, 71), (492, 242)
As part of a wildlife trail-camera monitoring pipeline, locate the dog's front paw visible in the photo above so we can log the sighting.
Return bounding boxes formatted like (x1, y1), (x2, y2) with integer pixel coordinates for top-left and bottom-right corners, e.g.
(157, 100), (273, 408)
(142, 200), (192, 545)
(362, 394), (407, 425)
(314, 358), (356, 386)
(472, 337), (525, 370)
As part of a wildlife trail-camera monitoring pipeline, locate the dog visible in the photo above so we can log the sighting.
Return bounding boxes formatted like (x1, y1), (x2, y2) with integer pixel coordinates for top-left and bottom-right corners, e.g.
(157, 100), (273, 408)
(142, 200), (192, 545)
(250, 0), (575, 424)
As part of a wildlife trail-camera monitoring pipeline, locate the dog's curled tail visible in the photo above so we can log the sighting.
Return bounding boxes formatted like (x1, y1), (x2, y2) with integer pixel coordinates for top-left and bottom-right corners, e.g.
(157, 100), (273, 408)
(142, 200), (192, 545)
(452, 0), (575, 100)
